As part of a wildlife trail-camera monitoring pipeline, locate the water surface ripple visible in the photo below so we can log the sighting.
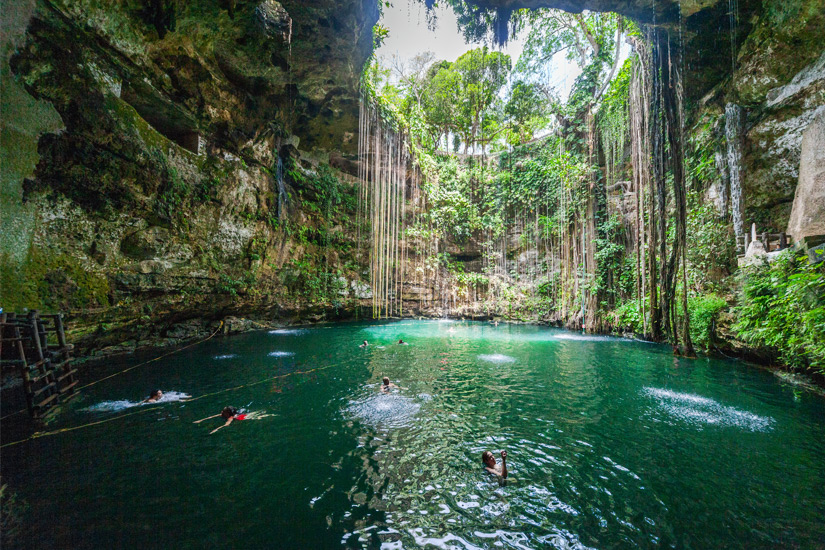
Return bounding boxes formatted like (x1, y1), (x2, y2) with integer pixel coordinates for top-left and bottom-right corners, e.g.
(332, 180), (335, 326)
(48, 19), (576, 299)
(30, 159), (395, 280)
(2, 320), (824, 549)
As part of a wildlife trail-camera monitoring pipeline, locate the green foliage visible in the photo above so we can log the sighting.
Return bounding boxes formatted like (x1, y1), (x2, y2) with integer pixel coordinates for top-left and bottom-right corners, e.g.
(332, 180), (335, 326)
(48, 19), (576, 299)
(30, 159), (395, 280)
(504, 81), (549, 145)
(685, 113), (720, 192)
(373, 23), (389, 48)
(598, 58), (631, 187)
(594, 214), (633, 305)
(1, 248), (110, 312)
(611, 300), (643, 333)
(217, 272), (257, 297)
(734, 252), (825, 374)
(517, 10), (621, 73)
(688, 294), (728, 349)
(686, 191), (736, 291)
(280, 258), (345, 304)
(420, 47), (511, 152)
(194, 177), (220, 203)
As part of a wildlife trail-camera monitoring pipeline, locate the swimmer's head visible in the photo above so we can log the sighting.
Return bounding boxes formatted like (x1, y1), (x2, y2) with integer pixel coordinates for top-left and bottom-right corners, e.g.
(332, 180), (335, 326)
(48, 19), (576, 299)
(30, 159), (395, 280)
(382, 377), (390, 386)
(221, 406), (237, 419)
(149, 389), (162, 400)
(482, 450), (496, 467)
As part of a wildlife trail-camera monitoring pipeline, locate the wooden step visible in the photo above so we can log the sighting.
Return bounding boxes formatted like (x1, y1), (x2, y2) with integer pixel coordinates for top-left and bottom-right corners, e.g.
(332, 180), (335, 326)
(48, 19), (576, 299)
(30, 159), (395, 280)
(50, 359), (71, 370)
(32, 383), (57, 397)
(57, 369), (78, 382)
(34, 393), (59, 409)
(28, 370), (55, 384)
(59, 380), (79, 393)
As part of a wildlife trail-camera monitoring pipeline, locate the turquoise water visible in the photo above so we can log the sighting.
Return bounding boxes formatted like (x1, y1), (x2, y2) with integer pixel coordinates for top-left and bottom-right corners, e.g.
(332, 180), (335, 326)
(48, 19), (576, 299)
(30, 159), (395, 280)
(2, 320), (824, 549)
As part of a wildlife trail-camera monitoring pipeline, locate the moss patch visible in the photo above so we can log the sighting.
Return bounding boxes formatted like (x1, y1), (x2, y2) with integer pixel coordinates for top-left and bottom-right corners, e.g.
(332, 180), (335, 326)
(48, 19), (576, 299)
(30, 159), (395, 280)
(0, 248), (110, 312)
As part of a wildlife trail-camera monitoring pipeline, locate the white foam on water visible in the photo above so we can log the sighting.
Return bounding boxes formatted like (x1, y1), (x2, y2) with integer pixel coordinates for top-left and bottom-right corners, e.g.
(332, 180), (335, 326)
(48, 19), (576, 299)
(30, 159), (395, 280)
(553, 333), (620, 342)
(478, 353), (516, 363)
(268, 351), (295, 357)
(214, 354), (238, 359)
(346, 393), (421, 428)
(84, 391), (191, 412)
(643, 387), (774, 432)
(155, 391), (191, 403)
(268, 329), (309, 335)
(84, 399), (138, 412)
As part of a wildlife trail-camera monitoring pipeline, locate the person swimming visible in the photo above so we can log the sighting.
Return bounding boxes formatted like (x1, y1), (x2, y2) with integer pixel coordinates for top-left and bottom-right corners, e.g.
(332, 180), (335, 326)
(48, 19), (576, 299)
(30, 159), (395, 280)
(142, 389), (163, 403)
(482, 450), (508, 478)
(380, 377), (405, 393)
(397, 339), (408, 345)
(359, 340), (369, 348)
(194, 406), (247, 434)
(194, 406), (272, 434)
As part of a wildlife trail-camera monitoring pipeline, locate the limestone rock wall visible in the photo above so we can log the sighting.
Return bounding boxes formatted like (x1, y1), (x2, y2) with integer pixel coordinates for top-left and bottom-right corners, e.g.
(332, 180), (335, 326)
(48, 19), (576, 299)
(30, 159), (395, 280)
(0, 0), (377, 355)
(727, 0), (824, 230)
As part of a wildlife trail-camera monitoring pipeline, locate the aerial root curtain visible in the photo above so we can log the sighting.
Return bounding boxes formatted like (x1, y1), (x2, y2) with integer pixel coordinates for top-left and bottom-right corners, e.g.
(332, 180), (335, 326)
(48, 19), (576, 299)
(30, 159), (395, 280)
(358, 92), (420, 319)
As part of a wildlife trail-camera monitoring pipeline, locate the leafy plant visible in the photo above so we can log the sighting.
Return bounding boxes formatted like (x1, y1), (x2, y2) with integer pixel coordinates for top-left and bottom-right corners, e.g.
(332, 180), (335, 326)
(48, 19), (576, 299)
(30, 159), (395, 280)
(734, 252), (825, 374)
(688, 294), (728, 349)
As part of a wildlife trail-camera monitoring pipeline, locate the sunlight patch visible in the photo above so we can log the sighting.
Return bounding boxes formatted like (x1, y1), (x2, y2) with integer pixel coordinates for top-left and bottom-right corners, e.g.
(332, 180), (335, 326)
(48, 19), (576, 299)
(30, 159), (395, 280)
(478, 354), (516, 363)
(643, 387), (774, 431)
(346, 393), (421, 429)
(268, 328), (309, 335)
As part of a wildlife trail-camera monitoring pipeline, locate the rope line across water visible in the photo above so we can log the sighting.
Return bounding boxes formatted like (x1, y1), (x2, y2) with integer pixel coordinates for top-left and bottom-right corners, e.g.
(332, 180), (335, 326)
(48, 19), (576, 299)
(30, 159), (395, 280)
(0, 363), (338, 449)
(0, 321), (224, 422)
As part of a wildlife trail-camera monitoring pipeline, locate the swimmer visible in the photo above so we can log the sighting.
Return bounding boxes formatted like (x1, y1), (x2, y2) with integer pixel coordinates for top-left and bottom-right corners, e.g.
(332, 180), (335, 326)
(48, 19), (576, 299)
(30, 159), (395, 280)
(482, 450), (508, 478)
(194, 406), (248, 434)
(380, 377), (405, 393)
(359, 340), (369, 348)
(142, 389), (163, 403)
(397, 339), (408, 345)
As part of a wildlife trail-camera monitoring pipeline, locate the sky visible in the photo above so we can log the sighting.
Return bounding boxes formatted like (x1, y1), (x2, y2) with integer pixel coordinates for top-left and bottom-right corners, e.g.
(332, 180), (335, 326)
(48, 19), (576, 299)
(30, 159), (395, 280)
(375, 1), (583, 101)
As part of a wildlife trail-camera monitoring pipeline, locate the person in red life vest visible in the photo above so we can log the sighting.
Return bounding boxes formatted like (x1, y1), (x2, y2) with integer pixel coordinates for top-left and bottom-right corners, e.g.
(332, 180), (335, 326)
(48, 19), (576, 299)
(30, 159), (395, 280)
(194, 407), (273, 434)
(194, 406), (247, 434)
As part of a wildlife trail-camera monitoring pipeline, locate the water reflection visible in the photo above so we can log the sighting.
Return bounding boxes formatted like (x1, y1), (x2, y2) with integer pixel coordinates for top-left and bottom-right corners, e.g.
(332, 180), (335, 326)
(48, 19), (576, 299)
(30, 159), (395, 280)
(3, 320), (823, 549)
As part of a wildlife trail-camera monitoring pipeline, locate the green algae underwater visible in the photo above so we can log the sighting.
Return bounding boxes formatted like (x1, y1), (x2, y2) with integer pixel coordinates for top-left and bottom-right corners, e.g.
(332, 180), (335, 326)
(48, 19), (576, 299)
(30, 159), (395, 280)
(2, 320), (824, 549)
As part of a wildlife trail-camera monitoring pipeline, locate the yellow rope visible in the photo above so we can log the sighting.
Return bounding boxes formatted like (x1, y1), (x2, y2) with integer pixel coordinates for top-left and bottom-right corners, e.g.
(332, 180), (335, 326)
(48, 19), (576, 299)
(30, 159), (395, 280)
(76, 320), (225, 391)
(0, 321), (225, 422)
(0, 406), (163, 448)
(0, 362), (338, 449)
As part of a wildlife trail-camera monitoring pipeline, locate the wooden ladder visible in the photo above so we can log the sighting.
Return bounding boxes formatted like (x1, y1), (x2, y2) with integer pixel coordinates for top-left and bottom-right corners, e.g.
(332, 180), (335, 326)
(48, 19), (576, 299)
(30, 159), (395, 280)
(0, 311), (79, 420)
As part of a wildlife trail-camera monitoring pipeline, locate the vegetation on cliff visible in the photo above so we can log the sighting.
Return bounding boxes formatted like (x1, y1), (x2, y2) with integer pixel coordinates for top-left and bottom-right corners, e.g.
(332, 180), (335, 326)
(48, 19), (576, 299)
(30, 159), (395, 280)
(362, 3), (825, 376)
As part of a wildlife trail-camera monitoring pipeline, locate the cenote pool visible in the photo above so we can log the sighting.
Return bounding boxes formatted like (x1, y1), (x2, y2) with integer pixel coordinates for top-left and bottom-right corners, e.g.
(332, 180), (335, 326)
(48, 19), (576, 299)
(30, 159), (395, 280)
(2, 320), (824, 549)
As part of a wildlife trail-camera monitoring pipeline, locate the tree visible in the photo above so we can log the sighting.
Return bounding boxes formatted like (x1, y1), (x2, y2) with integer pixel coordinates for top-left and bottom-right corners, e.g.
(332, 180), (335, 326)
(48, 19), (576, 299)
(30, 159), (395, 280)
(421, 60), (462, 150)
(516, 10), (624, 112)
(391, 51), (436, 111)
(451, 47), (511, 153)
(504, 80), (549, 145)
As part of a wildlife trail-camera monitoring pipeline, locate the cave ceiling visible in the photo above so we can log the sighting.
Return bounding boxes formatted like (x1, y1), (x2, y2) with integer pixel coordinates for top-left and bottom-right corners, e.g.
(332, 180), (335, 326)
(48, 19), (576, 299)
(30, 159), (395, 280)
(459, 0), (759, 99)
